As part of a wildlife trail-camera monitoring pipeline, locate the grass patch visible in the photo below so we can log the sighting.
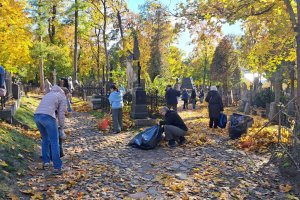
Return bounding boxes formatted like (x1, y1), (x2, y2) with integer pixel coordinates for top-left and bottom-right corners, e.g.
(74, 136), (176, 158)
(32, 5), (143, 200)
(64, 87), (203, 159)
(14, 96), (40, 130)
(0, 122), (37, 198)
(90, 110), (105, 119)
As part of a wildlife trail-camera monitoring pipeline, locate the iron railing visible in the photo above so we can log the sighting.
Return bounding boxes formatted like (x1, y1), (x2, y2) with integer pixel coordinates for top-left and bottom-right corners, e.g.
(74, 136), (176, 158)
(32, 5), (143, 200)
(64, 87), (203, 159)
(256, 97), (300, 170)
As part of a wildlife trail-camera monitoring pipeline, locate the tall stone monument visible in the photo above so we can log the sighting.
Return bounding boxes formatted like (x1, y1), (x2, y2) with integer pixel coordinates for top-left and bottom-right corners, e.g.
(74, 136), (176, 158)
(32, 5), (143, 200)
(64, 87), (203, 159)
(130, 33), (148, 119)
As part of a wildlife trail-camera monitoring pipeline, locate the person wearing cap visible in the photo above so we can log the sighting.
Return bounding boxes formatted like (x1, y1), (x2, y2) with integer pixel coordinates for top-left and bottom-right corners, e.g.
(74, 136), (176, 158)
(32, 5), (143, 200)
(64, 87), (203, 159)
(34, 86), (69, 175)
(159, 107), (188, 148)
(205, 86), (224, 128)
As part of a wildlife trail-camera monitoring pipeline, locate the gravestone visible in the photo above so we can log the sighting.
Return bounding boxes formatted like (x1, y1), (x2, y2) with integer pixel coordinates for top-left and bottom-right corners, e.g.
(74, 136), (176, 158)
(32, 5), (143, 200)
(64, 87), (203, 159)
(180, 77), (194, 90)
(238, 83), (249, 112)
(244, 102), (250, 115)
(131, 62), (148, 119)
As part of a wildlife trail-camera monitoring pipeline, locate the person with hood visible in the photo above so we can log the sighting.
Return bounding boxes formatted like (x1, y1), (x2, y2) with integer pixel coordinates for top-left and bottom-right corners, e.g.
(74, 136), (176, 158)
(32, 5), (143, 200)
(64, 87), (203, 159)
(205, 86), (224, 128)
(191, 88), (197, 109)
(159, 107), (188, 148)
(181, 88), (189, 110)
(34, 85), (69, 175)
(109, 84), (125, 134)
(44, 79), (52, 94)
(165, 85), (181, 111)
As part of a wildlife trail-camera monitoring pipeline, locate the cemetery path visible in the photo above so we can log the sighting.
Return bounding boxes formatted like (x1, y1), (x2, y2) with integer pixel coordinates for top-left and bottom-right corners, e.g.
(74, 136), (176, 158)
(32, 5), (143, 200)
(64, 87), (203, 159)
(17, 106), (298, 199)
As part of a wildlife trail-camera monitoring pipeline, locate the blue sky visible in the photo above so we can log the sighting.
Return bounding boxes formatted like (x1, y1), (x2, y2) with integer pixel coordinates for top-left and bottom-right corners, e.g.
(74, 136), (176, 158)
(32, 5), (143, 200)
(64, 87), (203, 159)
(127, 0), (244, 57)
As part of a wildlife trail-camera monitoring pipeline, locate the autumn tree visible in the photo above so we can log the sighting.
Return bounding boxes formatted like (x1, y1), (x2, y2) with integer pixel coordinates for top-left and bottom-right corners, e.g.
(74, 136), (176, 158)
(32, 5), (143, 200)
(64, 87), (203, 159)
(211, 36), (238, 105)
(0, 0), (32, 72)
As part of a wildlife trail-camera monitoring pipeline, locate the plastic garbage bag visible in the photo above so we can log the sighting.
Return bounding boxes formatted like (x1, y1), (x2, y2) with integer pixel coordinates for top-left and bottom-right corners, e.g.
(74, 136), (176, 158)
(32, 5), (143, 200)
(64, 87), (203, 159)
(98, 118), (110, 131)
(129, 125), (162, 150)
(218, 113), (227, 128)
(228, 113), (254, 139)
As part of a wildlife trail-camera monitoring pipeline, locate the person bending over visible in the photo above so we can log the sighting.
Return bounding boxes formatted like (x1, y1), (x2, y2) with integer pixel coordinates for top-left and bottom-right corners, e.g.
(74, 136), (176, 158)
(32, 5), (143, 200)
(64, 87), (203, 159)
(159, 107), (188, 148)
(34, 86), (69, 175)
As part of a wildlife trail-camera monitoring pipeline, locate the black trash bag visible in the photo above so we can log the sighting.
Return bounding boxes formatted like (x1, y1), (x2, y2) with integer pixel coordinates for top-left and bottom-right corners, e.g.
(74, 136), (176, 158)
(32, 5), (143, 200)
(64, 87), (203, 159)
(229, 113), (254, 140)
(129, 125), (162, 150)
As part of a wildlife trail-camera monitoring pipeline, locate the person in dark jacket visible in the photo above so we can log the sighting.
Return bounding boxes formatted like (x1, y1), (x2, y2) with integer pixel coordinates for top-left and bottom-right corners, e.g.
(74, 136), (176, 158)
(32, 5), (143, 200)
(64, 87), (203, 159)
(159, 107), (188, 148)
(199, 87), (204, 103)
(165, 85), (181, 111)
(181, 88), (189, 110)
(191, 88), (197, 109)
(205, 86), (224, 128)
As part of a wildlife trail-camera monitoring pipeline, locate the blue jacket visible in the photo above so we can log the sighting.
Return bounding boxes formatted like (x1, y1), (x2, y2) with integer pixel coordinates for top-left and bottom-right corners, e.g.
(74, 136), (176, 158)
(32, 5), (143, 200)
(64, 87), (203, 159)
(0, 66), (5, 88)
(181, 90), (189, 100)
(109, 86), (125, 109)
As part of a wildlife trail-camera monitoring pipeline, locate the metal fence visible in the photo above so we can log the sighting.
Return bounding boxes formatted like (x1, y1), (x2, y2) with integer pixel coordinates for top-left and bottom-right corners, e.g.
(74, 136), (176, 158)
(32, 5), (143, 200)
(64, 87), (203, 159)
(73, 86), (166, 115)
(277, 99), (300, 170)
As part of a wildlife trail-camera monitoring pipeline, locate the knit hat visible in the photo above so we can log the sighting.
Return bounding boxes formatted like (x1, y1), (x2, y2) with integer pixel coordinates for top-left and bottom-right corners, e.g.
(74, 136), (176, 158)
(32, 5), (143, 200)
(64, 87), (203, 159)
(210, 86), (217, 91)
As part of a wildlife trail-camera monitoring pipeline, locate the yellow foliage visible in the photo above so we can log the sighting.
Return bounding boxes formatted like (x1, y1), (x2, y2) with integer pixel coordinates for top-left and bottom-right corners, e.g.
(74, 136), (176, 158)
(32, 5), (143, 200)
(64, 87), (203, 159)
(0, 0), (32, 71)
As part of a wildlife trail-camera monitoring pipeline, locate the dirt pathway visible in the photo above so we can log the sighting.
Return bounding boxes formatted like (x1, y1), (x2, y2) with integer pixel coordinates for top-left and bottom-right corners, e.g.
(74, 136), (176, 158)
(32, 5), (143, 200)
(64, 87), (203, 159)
(17, 108), (298, 199)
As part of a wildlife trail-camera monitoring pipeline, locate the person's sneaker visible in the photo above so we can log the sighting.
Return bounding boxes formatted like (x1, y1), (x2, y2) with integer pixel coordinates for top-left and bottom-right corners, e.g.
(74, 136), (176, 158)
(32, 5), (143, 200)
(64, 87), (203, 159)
(52, 168), (63, 175)
(60, 131), (67, 140)
(178, 136), (186, 145)
(168, 140), (176, 148)
(43, 163), (50, 170)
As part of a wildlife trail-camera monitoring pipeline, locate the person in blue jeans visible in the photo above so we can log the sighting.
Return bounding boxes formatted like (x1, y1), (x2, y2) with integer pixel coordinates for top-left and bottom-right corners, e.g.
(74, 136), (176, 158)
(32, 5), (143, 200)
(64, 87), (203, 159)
(108, 84), (125, 134)
(191, 88), (197, 109)
(181, 88), (189, 110)
(34, 85), (69, 175)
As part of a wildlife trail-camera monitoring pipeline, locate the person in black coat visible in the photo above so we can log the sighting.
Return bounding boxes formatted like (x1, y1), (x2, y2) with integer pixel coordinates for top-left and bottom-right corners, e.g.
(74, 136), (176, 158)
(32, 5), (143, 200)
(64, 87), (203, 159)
(205, 86), (224, 128)
(159, 107), (188, 148)
(165, 85), (181, 111)
(191, 88), (197, 109)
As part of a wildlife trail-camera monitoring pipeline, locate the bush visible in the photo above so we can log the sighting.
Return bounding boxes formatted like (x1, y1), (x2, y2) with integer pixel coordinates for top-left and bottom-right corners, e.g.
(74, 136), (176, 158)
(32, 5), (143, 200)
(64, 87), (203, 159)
(253, 88), (274, 108)
(253, 88), (288, 108)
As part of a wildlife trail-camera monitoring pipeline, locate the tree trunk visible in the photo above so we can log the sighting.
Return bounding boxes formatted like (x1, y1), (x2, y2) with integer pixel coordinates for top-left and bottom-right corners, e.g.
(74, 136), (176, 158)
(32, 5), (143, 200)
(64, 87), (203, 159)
(297, 31), (300, 108)
(39, 37), (45, 92)
(203, 55), (207, 87)
(74, 0), (78, 81)
(290, 63), (295, 99)
(48, 5), (56, 44)
(274, 68), (282, 104)
(102, 0), (110, 81)
(97, 31), (100, 82)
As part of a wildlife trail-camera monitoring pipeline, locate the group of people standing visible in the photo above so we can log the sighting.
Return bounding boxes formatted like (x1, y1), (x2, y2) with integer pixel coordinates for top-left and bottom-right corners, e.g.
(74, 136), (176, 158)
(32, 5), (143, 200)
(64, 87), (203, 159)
(165, 85), (205, 111)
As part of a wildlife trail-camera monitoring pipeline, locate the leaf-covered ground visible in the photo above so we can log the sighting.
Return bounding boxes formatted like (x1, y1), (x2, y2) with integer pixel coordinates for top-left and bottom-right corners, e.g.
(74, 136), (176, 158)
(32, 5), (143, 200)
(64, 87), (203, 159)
(11, 103), (300, 199)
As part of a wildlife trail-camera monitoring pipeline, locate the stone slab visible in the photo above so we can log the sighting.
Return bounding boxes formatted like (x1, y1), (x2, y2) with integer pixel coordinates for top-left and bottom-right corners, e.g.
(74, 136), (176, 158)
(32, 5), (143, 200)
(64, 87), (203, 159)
(134, 118), (156, 127)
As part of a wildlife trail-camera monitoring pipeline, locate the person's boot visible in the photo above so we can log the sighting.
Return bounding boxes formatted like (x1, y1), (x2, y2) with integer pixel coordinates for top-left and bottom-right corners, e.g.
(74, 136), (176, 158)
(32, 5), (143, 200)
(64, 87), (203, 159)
(178, 136), (186, 145)
(168, 140), (176, 148)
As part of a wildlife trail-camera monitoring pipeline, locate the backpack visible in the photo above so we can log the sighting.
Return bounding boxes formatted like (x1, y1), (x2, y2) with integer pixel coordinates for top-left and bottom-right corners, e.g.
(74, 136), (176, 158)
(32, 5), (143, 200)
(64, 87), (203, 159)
(218, 113), (227, 129)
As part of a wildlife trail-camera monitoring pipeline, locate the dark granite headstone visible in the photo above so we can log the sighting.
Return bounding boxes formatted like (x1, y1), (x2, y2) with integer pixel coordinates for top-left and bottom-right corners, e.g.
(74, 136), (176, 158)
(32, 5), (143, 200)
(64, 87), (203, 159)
(180, 77), (194, 90)
(131, 87), (148, 119)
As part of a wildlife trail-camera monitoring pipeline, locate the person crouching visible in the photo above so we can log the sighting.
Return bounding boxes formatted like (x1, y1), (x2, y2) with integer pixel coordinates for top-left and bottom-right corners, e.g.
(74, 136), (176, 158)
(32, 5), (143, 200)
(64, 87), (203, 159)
(159, 107), (188, 148)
